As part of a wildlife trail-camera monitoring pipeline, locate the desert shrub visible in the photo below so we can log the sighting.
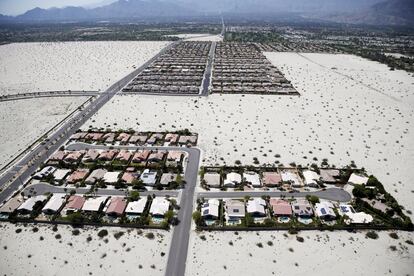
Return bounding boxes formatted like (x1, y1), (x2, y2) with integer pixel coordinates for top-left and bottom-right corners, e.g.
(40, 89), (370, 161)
(114, 231), (125, 240)
(366, 231), (379, 239)
(389, 232), (399, 239)
(72, 229), (80, 236)
(97, 229), (108, 238)
(296, 236), (304, 243)
(256, 242), (263, 248)
(145, 232), (155, 239)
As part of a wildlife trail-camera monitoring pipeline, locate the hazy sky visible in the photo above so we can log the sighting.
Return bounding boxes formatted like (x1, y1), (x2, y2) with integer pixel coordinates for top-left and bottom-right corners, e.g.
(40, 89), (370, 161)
(0, 0), (111, 15)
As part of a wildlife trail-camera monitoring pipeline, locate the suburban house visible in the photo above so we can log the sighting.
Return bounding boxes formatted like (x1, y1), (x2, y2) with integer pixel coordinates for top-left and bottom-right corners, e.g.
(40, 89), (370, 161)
(82, 197), (109, 213)
(348, 173), (369, 185)
(64, 151), (84, 164)
(66, 168), (89, 184)
(166, 151), (183, 166)
(42, 194), (66, 215)
(125, 197), (148, 216)
(132, 150), (151, 163)
(281, 170), (302, 187)
(201, 199), (220, 220)
(319, 169), (341, 184)
(203, 173), (221, 188)
(149, 197), (170, 217)
(223, 172), (242, 188)
(116, 133), (131, 144)
(315, 201), (336, 220)
(0, 197), (23, 216)
(165, 133), (179, 144)
(291, 199), (314, 218)
(85, 168), (107, 185)
(33, 166), (57, 180)
(178, 135), (197, 145)
(105, 197), (127, 217)
(243, 171), (261, 187)
(140, 169), (157, 185)
(121, 172), (139, 184)
(98, 150), (118, 161)
(225, 199), (245, 224)
(64, 195), (86, 213)
(49, 151), (66, 161)
(302, 170), (320, 187)
(262, 172), (282, 187)
(52, 169), (71, 182)
(148, 151), (166, 163)
(82, 149), (100, 163)
(103, 171), (121, 184)
(338, 204), (373, 224)
(115, 150), (132, 163)
(160, 173), (178, 186)
(269, 199), (292, 217)
(103, 132), (116, 143)
(129, 134), (148, 145)
(246, 198), (267, 217)
(17, 195), (47, 214)
(147, 133), (164, 144)
(70, 132), (87, 140)
(85, 132), (104, 141)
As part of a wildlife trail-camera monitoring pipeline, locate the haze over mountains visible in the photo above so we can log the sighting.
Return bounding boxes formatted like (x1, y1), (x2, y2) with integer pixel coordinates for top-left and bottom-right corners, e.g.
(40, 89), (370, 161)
(0, 0), (412, 26)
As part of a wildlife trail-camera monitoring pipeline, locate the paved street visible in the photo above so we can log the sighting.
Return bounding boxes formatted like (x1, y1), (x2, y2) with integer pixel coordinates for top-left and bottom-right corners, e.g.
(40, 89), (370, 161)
(198, 188), (352, 202)
(0, 90), (99, 102)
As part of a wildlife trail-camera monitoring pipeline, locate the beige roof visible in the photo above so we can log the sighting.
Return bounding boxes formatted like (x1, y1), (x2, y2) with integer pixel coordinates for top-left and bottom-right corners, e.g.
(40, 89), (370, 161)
(0, 197), (23, 213)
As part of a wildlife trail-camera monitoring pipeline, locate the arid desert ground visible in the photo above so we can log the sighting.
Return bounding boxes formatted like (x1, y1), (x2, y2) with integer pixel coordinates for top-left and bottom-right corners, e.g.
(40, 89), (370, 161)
(0, 44), (413, 276)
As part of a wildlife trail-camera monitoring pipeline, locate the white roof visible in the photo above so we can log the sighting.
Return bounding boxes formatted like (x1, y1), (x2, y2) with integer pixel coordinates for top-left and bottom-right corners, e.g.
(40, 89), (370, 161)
(82, 197), (109, 212)
(17, 195), (47, 212)
(224, 172), (242, 185)
(243, 172), (261, 186)
(42, 194), (66, 212)
(140, 169), (157, 185)
(315, 202), (336, 218)
(338, 204), (373, 224)
(303, 170), (319, 185)
(225, 199), (245, 217)
(53, 169), (72, 181)
(103, 171), (120, 183)
(34, 166), (57, 178)
(149, 197), (170, 216)
(348, 173), (369, 185)
(201, 199), (220, 218)
(281, 171), (300, 186)
(246, 198), (266, 214)
(125, 198), (148, 214)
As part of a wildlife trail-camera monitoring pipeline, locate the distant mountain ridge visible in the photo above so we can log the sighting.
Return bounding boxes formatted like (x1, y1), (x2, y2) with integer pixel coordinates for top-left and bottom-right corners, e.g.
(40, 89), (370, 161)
(321, 0), (414, 26)
(11, 0), (195, 22)
(0, 0), (412, 26)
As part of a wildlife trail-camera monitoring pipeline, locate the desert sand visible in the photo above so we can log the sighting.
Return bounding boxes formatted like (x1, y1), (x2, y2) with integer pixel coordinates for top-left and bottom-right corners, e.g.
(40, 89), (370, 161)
(186, 230), (413, 276)
(84, 53), (414, 214)
(0, 222), (170, 276)
(0, 41), (169, 96)
(78, 52), (413, 275)
(0, 97), (89, 168)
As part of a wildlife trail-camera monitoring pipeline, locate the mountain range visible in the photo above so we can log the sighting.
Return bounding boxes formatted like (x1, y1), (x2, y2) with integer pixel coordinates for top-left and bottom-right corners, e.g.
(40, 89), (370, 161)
(0, 0), (412, 26)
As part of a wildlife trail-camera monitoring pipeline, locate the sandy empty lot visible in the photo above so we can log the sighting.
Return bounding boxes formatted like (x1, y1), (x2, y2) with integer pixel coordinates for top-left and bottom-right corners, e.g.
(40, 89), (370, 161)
(0, 97), (89, 168)
(0, 41), (169, 96)
(0, 222), (170, 276)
